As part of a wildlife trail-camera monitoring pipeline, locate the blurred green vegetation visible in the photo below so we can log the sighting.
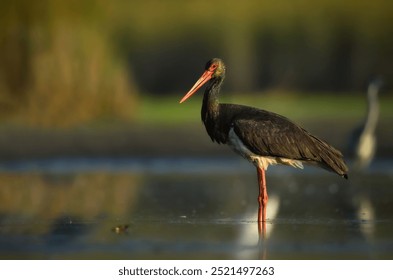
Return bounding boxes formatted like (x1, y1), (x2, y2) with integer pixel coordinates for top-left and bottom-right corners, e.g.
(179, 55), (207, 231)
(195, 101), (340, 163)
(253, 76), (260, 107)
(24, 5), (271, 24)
(0, 0), (137, 127)
(0, 0), (392, 127)
(137, 92), (393, 124)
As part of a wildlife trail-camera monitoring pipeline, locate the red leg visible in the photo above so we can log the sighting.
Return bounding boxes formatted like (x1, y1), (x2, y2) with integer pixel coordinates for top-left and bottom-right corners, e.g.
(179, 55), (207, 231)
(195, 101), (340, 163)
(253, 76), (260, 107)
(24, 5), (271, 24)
(256, 167), (268, 258)
(256, 166), (268, 223)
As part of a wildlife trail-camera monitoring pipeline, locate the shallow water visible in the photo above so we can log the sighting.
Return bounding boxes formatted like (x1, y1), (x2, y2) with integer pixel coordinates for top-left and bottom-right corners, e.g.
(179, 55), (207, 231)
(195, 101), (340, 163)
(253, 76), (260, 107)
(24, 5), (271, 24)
(0, 158), (392, 259)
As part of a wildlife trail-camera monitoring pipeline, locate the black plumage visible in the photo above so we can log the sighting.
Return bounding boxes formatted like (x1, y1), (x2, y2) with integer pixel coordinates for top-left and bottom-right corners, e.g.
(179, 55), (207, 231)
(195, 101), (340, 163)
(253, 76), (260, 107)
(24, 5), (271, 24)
(206, 103), (348, 178)
(180, 58), (349, 223)
(197, 59), (348, 179)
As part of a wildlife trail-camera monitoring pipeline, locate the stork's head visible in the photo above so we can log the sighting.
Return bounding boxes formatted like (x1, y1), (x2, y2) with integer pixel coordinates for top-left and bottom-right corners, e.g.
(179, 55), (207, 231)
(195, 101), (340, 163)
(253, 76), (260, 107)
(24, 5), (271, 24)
(180, 58), (226, 103)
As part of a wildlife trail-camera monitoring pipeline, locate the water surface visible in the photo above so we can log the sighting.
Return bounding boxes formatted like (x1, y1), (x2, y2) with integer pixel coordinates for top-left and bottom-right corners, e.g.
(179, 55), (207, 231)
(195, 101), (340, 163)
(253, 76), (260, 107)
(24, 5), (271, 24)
(0, 158), (392, 259)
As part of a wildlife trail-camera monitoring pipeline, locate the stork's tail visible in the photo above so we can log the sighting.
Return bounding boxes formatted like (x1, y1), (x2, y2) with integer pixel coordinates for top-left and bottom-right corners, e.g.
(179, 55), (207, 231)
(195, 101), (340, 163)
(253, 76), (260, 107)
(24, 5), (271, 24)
(311, 135), (349, 179)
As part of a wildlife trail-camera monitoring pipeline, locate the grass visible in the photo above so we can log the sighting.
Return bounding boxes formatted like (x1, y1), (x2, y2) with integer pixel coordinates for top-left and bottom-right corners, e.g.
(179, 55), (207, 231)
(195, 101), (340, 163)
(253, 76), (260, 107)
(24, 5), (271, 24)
(2, 91), (391, 129)
(135, 91), (393, 125)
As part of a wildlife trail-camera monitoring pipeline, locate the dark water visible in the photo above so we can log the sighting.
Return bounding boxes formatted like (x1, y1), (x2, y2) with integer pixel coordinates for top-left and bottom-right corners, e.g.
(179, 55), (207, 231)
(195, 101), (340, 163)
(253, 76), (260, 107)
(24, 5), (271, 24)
(0, 158), (392, 259)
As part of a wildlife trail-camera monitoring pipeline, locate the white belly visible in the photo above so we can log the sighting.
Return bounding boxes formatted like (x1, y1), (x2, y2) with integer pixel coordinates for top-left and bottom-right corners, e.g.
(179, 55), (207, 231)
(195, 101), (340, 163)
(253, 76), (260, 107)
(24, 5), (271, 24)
(228, 127), (304, 170)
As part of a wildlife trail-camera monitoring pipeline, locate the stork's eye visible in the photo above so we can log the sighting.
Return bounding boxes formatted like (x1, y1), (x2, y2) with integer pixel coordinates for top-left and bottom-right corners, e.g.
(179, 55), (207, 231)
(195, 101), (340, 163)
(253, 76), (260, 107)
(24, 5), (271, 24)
(210, 64), (218, 71)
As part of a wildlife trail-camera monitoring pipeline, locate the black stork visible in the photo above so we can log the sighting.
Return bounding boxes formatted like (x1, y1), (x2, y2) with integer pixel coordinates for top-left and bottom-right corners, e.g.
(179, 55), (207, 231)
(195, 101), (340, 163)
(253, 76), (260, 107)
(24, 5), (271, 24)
(179, 58), (348, 224)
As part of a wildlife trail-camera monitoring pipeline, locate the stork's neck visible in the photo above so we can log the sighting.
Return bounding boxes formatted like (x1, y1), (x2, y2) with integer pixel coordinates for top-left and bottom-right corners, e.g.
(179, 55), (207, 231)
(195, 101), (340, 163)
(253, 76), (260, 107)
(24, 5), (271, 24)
(364, 85), (379, 133)
(201, 77), (223, 124)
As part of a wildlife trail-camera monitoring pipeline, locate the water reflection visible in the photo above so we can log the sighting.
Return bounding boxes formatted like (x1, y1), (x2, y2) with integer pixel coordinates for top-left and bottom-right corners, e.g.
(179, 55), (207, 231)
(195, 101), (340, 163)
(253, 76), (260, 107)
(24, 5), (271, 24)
(0, 158), (392, 259)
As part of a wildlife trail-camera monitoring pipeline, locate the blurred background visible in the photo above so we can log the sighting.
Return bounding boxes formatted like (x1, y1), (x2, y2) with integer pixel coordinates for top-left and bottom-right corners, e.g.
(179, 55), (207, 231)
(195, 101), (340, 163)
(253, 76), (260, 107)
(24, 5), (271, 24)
(1, 0), (392, 126)
(0, 0), (392, 259)
(0, 0), (392, 157)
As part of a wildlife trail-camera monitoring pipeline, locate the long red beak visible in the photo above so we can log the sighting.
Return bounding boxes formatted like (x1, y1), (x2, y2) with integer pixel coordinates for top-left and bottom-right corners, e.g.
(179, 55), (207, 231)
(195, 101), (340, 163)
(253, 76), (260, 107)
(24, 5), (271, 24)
(179, 70), (213, 103)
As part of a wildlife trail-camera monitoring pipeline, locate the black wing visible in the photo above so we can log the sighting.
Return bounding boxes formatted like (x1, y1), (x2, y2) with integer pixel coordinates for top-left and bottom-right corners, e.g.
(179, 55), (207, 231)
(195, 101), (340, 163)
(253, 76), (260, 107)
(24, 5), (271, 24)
(228, 105), (348, 177)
